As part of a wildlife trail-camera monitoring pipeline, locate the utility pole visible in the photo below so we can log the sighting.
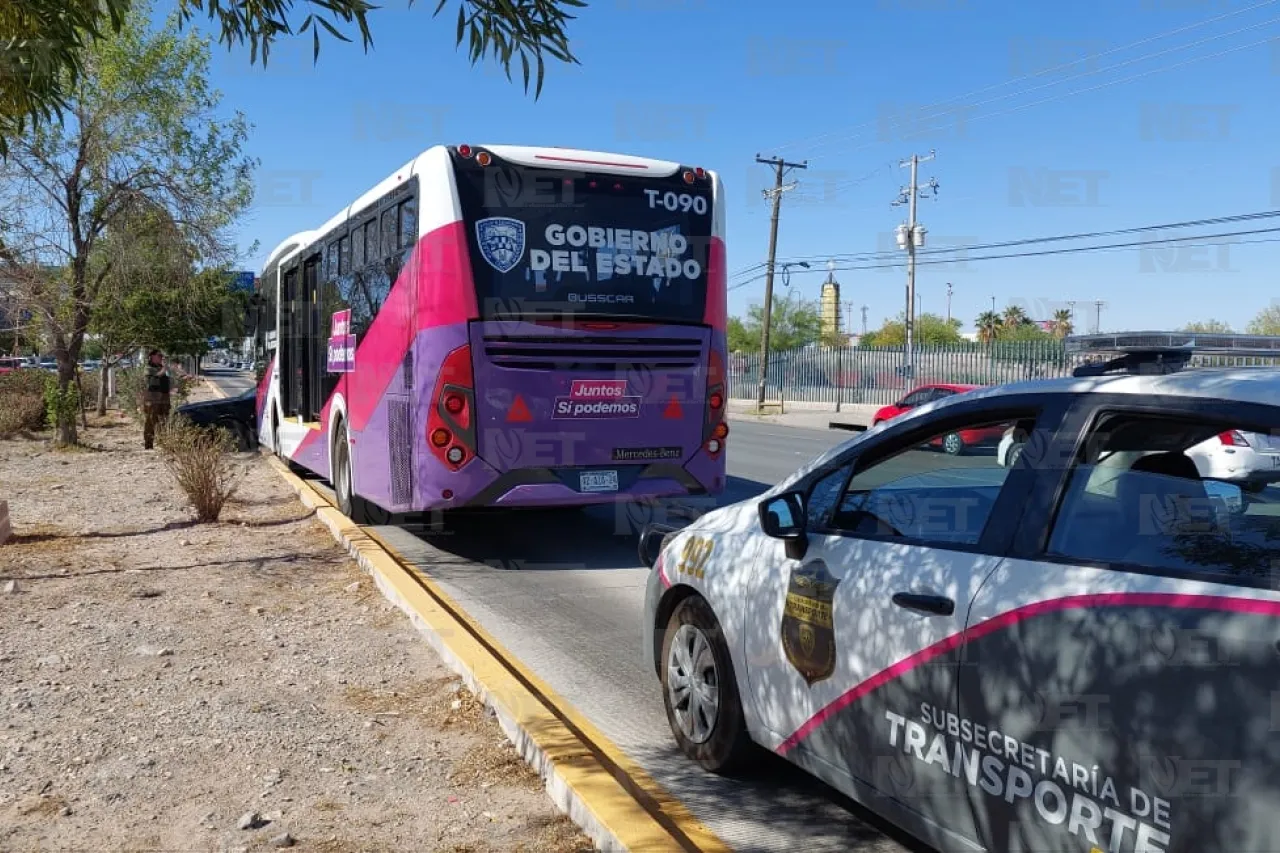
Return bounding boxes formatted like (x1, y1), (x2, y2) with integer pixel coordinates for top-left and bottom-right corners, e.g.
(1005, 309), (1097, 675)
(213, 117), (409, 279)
(1067, 300), (1076, 332)
(893, 150), (938, 381)
(755, 154), (807, 410)
(946, 282), (953, 324)
(1094, 300), (1105, 334)
(860, 305), (869, 336)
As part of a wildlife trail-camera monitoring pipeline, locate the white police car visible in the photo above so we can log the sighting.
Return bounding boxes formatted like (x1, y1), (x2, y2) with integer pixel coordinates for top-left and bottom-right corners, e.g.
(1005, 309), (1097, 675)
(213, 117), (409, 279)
(640, 333), (1280, 853)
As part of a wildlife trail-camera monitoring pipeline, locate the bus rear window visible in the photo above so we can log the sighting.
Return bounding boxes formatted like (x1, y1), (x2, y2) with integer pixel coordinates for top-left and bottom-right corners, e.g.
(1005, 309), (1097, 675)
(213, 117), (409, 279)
(452, 153), (712, 323)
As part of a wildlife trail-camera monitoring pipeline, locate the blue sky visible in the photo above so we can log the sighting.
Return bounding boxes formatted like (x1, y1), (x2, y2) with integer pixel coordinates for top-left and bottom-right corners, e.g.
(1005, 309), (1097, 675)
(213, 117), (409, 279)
(176, 0), (1280, 334)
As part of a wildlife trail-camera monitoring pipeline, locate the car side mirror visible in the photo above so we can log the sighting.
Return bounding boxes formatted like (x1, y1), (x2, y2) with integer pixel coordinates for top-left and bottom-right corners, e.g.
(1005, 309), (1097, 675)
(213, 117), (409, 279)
(758, 491), (808, 560)
(638, 522), (681, 568)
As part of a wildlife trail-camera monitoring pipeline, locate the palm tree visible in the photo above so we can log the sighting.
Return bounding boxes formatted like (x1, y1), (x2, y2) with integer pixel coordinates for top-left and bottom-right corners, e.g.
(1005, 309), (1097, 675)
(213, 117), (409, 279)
(976, 311), (1001, 344)
(1052, 309), (1073, 339)
(1002, 305), (1028, 329)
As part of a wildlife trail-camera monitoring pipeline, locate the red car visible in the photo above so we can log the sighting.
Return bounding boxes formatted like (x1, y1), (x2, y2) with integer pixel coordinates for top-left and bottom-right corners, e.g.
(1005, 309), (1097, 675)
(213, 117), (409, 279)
(0, 357), (23, 375)
(871, 382), (1005, 454)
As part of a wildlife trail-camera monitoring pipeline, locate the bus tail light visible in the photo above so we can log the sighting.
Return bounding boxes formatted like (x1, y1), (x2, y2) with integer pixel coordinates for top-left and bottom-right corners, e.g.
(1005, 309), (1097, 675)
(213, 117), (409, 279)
(458, 144), (473, 158)
(476, 151), (492, 167)
(428, 344), (476, 471)
(703, 348), (726, 457)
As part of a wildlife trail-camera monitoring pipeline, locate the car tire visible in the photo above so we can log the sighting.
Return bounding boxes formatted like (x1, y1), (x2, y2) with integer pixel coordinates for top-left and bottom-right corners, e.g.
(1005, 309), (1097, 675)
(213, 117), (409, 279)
(942, 432), (965, 455)
(660, 595), (755, 776)
(1006, 444), (1023, 467)
(1243, 481), (1267, 494)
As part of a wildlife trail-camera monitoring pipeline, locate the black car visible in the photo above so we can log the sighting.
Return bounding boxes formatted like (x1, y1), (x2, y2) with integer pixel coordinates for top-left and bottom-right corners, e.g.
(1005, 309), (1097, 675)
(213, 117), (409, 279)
(176, 388), (258, 451)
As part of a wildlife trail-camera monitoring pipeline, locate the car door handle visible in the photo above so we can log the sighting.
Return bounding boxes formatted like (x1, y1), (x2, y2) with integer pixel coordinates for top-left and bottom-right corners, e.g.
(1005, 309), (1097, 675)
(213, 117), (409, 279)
(892, 592), (955, 616)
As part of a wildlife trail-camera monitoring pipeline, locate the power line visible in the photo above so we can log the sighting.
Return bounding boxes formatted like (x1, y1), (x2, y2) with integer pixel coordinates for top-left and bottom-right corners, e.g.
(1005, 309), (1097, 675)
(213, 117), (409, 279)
(766, 209), (1280, 269)
(728, 225), (1280, 292)
(768, 0), (1280, 155)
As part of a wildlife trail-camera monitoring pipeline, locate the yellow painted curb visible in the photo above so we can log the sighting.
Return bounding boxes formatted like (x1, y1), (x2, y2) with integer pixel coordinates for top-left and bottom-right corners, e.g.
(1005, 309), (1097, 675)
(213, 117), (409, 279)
(267, 457), (732, 853)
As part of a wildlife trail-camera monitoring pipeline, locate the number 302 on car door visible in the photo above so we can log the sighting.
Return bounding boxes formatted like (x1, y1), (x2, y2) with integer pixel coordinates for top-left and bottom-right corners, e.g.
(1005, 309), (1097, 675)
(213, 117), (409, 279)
(675, 536), (714, 580)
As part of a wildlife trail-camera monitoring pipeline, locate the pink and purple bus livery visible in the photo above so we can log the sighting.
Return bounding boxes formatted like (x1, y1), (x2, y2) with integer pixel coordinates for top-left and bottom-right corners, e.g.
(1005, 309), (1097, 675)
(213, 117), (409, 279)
(246, 144), (728, 524)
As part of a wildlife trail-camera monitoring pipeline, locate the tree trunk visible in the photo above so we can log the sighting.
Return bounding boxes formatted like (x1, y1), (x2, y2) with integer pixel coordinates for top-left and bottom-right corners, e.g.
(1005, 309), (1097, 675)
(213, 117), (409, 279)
(76, 368), (88, 431)
(96, 363), (109, 416)
(55, 364), (78, 446)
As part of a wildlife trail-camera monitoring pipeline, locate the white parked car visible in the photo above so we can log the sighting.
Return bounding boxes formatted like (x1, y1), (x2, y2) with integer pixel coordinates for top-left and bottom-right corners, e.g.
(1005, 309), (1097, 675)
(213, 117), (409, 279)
(1185, 428), (1280, 492)
(640, 339), (1278, 853)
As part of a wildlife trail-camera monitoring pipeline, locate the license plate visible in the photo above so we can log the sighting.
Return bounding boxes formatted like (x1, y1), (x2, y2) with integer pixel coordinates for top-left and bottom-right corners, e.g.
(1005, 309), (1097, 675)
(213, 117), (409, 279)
(580, 470), (619, 493)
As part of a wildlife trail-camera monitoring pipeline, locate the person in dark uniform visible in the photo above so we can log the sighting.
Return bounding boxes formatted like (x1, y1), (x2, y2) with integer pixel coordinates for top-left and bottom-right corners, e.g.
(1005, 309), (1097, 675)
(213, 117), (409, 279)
(142, 349), (171, 449)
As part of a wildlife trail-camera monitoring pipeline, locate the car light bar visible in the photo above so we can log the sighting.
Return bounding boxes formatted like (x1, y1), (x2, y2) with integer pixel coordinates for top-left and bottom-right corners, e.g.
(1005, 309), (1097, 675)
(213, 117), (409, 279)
(1065, 331), (1280, 377)
(1064, 331), (1280, 356)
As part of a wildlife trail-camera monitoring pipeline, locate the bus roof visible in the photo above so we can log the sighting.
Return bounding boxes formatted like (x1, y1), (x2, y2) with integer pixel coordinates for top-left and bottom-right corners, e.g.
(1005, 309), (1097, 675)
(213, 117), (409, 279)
(259, 144), (714, 273)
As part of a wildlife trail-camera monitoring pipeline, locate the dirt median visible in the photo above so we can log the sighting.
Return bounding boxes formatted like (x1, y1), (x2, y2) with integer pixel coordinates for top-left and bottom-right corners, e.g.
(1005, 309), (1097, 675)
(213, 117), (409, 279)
(0, 388), (593, 853)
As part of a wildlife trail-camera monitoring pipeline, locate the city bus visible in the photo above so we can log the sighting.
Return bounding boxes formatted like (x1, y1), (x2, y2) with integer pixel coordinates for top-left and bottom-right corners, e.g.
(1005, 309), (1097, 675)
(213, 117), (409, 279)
(245, 144), (728, 523)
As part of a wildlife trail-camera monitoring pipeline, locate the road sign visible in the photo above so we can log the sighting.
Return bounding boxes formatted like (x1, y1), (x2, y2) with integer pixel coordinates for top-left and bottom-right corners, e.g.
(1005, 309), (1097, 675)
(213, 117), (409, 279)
(232, 271), (255, 292)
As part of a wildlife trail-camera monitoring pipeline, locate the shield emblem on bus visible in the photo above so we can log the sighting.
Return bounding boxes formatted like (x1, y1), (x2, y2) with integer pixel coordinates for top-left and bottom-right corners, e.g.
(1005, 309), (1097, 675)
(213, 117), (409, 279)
(475, 217), (526, 274)
(781, 559), (840, 686)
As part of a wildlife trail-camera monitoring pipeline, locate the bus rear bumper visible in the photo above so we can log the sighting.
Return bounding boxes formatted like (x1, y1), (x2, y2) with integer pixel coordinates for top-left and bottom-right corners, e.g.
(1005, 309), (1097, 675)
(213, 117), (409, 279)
(460, 462), (712, 509)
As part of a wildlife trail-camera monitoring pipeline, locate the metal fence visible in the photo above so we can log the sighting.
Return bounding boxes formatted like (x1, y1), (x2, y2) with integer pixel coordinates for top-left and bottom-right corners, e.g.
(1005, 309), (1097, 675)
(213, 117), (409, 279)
(728, 342), (1280, 407)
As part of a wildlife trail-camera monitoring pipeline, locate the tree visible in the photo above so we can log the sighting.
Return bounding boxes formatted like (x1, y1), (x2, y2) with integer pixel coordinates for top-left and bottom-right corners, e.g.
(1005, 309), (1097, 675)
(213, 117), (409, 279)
(1051, 308), (1073, 339)
(1002, 305), (1029, 329)
(1, 0), (581, 154)
(1184, 319), (1235, 334)
(1247, 306), (1280, 336)
(975, 311), (1001, 344)
(998, 321), (1054, 343)
(863, 312), (962, 347)
(726, 295), (821, 353)
(0, 2), (254, 444)
(88, 199), (240, 413)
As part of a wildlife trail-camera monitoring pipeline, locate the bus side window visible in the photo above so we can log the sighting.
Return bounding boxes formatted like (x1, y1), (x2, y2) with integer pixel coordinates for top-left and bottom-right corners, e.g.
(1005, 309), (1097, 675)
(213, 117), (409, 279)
(398, 199), (416, 249)
(352, 223), (365, 268)
(381, 208), (396, 260)
(364, 220), (377, 265)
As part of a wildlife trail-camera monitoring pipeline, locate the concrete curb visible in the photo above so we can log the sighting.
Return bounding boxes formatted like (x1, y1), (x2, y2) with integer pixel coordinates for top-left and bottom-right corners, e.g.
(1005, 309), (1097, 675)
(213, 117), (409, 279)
(267, 458), (731, 853)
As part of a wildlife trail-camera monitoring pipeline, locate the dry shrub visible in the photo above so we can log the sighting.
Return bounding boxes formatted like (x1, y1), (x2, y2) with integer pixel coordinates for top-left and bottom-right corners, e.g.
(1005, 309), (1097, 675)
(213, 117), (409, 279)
(0, 393), (46, 436)
(0, 370), (50, 435)
(156, 414), (244, 522)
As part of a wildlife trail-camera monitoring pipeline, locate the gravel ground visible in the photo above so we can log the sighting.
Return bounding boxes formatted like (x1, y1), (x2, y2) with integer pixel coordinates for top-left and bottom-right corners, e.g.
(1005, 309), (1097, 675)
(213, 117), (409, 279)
(0, 385), (593, 853)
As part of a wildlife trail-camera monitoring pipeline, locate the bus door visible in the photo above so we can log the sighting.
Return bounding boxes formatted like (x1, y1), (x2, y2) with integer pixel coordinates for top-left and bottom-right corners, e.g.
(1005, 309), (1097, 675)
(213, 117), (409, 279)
(302, 252), (323, 421)
(280, 264), (300, 418)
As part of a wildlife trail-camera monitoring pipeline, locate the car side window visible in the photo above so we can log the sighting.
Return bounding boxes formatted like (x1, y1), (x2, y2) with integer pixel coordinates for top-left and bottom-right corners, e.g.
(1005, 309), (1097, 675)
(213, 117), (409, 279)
(1046, 412), (1280, 586)
(823, 415), (1026, 546)
(806, 463), (854, 531)
(900, 389), (928, 407)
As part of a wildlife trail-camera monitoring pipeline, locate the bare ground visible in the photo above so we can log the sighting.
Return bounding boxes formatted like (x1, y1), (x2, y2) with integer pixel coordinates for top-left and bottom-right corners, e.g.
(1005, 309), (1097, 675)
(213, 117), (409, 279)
(0, 384), (594, 853)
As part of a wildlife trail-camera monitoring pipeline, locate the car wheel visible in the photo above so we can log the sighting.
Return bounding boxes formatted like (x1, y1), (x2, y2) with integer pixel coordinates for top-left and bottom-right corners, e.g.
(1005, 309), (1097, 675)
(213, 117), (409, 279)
(660, 596), (755, 775)
(942, 432), (964, 455)
(1006, 444), (1024, 467)
(1243, 481), (1267, 494)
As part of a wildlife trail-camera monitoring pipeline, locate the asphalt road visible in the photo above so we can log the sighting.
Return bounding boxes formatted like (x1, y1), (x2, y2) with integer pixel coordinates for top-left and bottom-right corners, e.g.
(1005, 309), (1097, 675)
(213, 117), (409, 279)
(209, 369), (930, 852)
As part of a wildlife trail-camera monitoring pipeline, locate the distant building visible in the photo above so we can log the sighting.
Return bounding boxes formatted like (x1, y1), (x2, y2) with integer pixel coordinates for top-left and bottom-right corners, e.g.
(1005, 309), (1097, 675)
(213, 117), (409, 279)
(820, 268), (842, 343)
